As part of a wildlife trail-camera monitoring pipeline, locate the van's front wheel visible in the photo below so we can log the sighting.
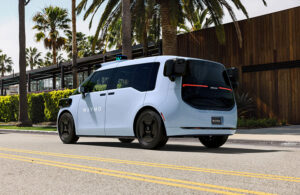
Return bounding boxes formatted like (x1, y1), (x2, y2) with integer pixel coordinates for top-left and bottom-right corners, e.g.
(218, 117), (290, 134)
(199, 135), (228, 148)
(58, 112), (79, 144)
(136, 110), (167, 149)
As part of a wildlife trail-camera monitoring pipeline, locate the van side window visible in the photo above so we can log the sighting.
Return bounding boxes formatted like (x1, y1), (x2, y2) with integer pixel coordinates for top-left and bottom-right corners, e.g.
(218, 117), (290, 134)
(83, 70), (113, 92)
(112, 62), (159, 92)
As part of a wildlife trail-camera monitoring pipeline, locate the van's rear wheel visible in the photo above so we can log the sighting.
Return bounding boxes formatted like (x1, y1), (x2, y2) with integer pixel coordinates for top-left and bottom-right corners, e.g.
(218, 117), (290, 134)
(199, 135), (228, 148)
(119, 138), (134, 143)
(58, 112), (79, 144)
(136, 110), (168, 149)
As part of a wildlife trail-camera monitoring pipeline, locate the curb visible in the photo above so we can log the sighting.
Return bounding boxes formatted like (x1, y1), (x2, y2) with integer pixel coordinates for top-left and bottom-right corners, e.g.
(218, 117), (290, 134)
(227, 139), (300, 147)
(0, 129), (58, 135)
(1, 129), (299, 147)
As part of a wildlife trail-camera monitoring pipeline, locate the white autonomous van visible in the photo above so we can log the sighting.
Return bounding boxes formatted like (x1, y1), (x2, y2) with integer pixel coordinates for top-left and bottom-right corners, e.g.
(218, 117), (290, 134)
(57, 56), (239, 149)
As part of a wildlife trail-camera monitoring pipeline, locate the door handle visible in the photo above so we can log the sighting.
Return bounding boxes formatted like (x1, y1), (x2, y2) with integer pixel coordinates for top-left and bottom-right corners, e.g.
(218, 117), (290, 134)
(108, 92), (115, 95)
(100, 93), (106, 96)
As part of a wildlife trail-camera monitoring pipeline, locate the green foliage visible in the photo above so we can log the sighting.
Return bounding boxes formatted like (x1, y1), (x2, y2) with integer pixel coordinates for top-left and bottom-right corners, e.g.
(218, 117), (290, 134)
(0, 89), (75, 123)
(28, 93), (45, 123)
(43, 89), (75, 121)
(0, 96), (19, 122)
(238, 118), (278, 128)
(235, 92), (256, 119)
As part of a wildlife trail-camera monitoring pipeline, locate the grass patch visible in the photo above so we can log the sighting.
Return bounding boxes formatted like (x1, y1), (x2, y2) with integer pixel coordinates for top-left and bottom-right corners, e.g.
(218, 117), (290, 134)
(238, 118), (278, 128)
(0, 125), (56, 131)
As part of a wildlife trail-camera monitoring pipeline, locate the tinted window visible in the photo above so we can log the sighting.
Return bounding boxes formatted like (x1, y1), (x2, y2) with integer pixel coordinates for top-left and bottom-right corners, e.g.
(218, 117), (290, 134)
(111, 63), (159, 92)
(182, 60), (234, 110)
(82, 69), (113, 92)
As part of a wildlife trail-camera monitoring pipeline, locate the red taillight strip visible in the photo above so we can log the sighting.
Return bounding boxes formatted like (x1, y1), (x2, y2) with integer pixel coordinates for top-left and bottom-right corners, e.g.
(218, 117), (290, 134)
(218, 87), (232, 92)
(182, 84), (208, 88)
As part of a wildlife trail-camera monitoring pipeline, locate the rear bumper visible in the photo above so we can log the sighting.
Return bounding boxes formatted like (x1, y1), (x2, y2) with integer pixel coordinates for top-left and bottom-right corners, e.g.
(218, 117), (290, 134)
(166, 127), (236, 137)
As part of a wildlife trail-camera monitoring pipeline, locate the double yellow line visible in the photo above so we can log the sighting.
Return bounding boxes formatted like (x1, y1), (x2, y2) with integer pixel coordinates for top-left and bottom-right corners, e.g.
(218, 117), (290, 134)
(0, 152), (273, 195)
(0, 147), (299, 183)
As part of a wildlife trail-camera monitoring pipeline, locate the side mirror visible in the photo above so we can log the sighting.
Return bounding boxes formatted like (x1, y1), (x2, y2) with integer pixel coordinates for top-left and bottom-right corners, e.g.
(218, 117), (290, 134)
(174, 59), (187, 76)
(226, 67), (239, 89)
(79, 86), (86, 97)
(164, 59), (187, 81)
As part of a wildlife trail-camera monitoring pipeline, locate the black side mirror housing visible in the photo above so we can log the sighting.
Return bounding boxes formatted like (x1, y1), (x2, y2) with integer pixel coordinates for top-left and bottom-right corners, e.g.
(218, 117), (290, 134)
(79, 86), (86, 97)
(164, 58), (187, 81)
(226, 67), (239, 89)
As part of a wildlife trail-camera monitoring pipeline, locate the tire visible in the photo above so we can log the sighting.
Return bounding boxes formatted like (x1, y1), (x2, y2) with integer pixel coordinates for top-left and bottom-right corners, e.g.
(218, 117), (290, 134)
(199, 135), (228, 148)
(135, 109), (168, 149)
(119, 138), (134, 143)
(58, 112), (79, 144)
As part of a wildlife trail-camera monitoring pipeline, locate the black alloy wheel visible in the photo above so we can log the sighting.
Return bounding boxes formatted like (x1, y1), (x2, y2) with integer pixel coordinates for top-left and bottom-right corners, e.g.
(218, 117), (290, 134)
(199, 135), (228, 148)
(136, 109), (168, 149)
(58, 112), (79, 144)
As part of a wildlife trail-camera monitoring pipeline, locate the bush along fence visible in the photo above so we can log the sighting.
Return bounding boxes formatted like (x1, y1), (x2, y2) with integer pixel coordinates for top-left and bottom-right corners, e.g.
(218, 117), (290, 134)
(0, 89), (75, 123)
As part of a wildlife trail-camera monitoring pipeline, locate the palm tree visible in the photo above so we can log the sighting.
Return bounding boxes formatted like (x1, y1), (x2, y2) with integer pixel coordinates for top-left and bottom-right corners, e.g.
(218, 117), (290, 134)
(72, 0), (78, 88)
(77, 0), (160, 57)
(33, 6), (71, 65)
(43, 52), (66, 67)
(159, 0), (267, 54)
(65, 30), (88, 59)
(25, 47), (43, 70)
(18, 0), (32, 127)
(178, 8), (213, 33)
(0, 54), (13, 77)
(103, 18), (122, 52)
(121, 0), (132, 58)
(77, 0), (132, 56)
(132, 0), (160, 56)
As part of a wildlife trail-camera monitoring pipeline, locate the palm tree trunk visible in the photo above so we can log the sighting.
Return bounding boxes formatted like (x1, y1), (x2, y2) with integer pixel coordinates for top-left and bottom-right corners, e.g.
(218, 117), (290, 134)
(52, 40), (57, 65)
(72, 0), (78, 89)
(18, 0), (31, 127)
(122, 0), (132, 59)
(142, 25), (148, 57)
(160, 0), (177, 55)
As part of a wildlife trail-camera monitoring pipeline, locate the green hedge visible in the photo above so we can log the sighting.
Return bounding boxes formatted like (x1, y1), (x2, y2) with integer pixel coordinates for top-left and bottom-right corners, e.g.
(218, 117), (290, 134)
(28, 93), (45, 123)
(0, 89), (75, 123)
(43, 89), (74, 121)
(0, 95), (19, 122)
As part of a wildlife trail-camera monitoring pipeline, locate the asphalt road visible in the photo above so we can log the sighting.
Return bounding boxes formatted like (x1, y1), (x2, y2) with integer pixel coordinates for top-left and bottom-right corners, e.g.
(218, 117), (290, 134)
(0, 132), (299, 195)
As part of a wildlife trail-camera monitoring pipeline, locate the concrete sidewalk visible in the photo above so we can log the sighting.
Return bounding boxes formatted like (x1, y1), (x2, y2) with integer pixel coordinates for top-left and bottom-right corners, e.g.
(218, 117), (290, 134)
(229, 125), (300, 146)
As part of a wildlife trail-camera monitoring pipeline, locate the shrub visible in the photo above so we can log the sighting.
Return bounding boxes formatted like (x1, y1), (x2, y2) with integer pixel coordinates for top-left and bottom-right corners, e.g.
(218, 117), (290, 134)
(43, 89), (75, 121)
(235, 92), (256, 118)
(0, 95), (19, 122)
(238, 118), (278, 128)
(0, 89), (75, 123)
(28, 93), (45, 123)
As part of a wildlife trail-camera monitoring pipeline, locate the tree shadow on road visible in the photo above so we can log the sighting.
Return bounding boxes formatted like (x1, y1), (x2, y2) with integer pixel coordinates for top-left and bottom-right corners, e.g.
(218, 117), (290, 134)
(77, 141), (286, 154)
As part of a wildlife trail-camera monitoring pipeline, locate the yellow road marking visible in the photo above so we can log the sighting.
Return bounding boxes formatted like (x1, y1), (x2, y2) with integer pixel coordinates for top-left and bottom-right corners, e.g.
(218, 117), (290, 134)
(0, 147), (299, 183)
(0, 153), (274, 195)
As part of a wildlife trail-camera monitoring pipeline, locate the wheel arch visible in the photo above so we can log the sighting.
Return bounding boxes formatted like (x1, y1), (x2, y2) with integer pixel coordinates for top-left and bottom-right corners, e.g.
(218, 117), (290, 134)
(133, 106), (166, 137)
(57, 110), (75, 129)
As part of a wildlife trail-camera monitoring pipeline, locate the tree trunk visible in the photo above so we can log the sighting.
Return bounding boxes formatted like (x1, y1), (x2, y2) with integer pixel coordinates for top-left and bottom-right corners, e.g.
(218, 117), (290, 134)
(72, 0), (78, 88)
(52, 40), (57, 65)
(18, 0), (31, 127)
(160, 0), (178, 55)
(142, 25), (148, 57)
(122, 0), (132, 59)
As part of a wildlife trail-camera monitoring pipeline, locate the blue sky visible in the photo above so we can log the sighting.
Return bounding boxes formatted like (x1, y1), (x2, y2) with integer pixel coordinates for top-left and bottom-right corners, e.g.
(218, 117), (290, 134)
(0, 0), (299, 73)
